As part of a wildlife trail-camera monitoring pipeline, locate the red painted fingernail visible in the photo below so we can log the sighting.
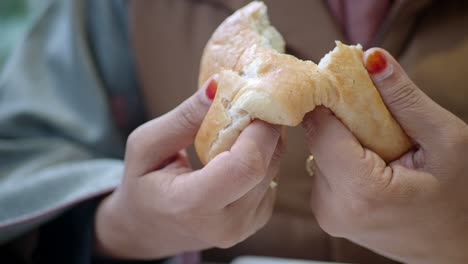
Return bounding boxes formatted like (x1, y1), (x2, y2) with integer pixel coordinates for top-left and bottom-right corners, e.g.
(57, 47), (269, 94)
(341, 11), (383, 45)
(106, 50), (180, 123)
(365, 50), (388, 75)
(205, 79), (217, 100)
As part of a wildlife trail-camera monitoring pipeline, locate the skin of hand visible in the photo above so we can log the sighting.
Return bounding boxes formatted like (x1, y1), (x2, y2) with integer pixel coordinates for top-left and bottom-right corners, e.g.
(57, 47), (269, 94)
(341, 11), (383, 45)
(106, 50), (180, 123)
(302, 48), (468, 264)
(94, 76), (284, 260)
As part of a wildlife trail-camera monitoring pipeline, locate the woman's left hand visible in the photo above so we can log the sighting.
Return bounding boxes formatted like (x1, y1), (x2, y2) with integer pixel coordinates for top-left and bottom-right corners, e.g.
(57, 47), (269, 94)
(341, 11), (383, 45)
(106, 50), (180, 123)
(302, 48), (468, 264)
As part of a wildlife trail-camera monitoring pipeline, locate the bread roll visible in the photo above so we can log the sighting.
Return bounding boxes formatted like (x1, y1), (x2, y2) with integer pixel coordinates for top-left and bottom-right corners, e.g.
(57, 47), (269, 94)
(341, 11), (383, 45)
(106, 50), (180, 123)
(195, 1), (412, 164)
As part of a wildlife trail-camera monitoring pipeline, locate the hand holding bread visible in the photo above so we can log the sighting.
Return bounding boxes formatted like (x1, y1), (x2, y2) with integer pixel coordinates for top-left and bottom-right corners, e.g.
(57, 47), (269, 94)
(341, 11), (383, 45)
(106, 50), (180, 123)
(304, 47), (468, 264)
(95, 77), (283, 258)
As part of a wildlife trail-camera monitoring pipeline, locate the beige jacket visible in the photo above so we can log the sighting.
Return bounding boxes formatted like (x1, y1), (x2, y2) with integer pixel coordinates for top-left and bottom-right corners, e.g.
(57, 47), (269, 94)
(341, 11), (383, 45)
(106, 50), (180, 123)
(130, 0), (468, 263)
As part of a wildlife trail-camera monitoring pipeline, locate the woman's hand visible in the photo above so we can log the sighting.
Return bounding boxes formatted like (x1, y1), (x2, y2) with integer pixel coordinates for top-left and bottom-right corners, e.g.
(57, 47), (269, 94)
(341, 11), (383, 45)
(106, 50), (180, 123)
(303, 48), (468, 264)
(94, 77), (284, 259)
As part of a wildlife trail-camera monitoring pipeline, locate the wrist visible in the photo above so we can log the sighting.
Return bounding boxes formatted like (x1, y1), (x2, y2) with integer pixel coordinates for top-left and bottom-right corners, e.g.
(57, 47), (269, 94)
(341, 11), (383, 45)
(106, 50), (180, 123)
(94, 192), (137, 259)
(94, 190), (184, 260)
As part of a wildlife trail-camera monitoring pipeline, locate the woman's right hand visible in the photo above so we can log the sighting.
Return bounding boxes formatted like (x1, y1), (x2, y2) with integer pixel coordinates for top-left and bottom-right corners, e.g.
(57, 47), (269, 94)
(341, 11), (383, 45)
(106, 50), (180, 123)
(302, 48), (468, 264)
(93, 77), (284, 260)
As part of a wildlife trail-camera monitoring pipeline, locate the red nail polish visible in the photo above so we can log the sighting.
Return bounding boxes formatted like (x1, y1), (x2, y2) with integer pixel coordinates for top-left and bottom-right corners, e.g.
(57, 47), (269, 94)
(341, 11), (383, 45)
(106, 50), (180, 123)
(365, 50), (387, 75)
(205, 79), (217, 100)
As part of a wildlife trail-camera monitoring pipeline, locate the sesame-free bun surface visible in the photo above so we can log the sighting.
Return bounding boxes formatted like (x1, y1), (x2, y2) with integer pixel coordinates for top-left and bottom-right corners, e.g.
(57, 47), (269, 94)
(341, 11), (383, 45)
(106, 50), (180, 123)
(195, 1), (411, 164)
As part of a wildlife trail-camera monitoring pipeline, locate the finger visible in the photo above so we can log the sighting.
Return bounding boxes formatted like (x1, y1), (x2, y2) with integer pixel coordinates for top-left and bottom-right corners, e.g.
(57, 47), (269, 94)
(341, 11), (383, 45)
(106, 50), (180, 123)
(175, 121), (281, 209)
(302, 107), (389, 189)
(221, 177), (277, 245)
(271, 131), (286, 183)
(212, 186), (276, 249)
(225, 127), (286, 240)
(226, 138), (283, 212)
(251, 186), (276, 233)
(126, 75), (218, 176)
(363, 48), (457, 149)
(309, 167), (340, 236)
(302, 107), (363, 180)
(161, 150), (192, 172)
(310, 165), (331, 216)
(230, 183), (277, 244)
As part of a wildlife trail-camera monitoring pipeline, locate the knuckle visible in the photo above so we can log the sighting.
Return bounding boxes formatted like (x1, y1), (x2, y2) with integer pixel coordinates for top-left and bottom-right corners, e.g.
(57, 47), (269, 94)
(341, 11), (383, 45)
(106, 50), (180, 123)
(386, 80), (422, 110)
(125, 127), (144, 156)
(442, 118), (468, 151)
(234, 145), (266, 182)
(355, 151), (390, 194)
(237, 159), (265, 184)
(174, 100), (201, 131)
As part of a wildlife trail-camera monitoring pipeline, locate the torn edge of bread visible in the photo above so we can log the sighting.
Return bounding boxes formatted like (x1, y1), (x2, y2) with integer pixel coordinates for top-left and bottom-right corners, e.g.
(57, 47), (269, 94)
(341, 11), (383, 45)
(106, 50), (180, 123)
(247, 2), (285, 53)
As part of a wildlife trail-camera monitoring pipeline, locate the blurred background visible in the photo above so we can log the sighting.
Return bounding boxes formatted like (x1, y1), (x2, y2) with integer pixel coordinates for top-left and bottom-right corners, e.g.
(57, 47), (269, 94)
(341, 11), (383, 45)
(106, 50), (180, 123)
(0, 0), (48, 69)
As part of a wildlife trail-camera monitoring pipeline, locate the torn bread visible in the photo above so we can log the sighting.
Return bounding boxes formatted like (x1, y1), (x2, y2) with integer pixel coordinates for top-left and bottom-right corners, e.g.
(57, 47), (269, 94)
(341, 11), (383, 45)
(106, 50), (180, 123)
(195, 1), (412, 164)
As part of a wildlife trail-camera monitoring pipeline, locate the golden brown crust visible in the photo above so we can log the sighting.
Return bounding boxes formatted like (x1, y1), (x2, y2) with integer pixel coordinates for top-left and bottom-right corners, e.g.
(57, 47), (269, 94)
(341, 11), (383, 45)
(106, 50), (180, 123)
(322, 42), (412, 161)
(195, 1), (412, 164)
(198, 1), (285, 87)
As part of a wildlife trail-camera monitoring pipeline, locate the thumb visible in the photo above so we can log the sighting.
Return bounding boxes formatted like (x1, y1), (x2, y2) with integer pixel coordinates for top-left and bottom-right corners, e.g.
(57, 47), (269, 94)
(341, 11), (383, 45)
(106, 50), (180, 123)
(160, 74), (218, 138)
(363, 48), (452, 148)
(125, 75), (218, 176)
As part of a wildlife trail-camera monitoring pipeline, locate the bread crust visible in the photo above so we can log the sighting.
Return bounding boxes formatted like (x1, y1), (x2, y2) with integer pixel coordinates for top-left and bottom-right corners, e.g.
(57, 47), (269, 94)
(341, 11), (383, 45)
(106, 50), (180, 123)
(195, 1), (412, 164)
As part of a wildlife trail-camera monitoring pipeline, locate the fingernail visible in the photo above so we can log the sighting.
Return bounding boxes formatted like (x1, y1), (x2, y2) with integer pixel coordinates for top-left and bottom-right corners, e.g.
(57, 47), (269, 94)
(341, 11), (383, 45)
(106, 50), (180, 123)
(365, 49), (393, 82)
(205, 77), (218, 101)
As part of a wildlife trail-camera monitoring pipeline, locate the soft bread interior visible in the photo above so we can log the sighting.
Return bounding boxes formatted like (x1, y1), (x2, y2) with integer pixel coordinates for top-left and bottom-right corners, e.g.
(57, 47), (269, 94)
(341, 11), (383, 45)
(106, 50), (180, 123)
(248, 4), (284, 52)
(209, 101), (252, 161)
(207, 70), (293, 161)
(318, 43), (362, 68)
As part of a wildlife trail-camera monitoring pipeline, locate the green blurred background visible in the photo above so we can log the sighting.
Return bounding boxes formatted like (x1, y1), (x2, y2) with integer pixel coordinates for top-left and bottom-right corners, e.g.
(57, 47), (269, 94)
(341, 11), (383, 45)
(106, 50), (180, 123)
(0, 0), (47, 69)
